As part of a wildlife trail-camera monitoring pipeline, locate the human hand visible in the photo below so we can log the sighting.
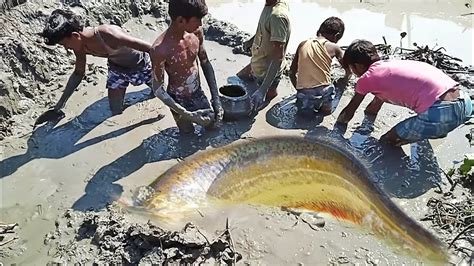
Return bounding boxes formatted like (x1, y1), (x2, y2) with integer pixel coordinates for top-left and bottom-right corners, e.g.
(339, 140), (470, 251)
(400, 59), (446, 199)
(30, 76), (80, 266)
(334, 78), (348, 90)
(212, 100), (224, 124)
(188, 109), (215, 127)
(250, 90), (265, 114)
(34, 108), (65, 127)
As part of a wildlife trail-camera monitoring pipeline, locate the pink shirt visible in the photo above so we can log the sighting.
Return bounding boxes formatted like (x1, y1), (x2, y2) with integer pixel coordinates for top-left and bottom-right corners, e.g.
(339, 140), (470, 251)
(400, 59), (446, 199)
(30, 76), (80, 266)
(355, 60), (458, 113)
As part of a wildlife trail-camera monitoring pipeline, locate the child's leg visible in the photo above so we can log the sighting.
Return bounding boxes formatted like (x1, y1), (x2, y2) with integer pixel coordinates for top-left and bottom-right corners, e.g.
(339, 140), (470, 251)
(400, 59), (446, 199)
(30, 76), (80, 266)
(296, 84), (333, 117)
(236, 63), (253, 81)
(106, 69), (129, 115)
(400, 98), (469, 146)
(295, 89), (316, 117)
(385, 114), (427, 146)
(380, 127), (411, 147)
(264, 75), (281, 101)
(171, 111), (195, 134)
(319, 85), (336, 116)
(108, 87), (127, 115)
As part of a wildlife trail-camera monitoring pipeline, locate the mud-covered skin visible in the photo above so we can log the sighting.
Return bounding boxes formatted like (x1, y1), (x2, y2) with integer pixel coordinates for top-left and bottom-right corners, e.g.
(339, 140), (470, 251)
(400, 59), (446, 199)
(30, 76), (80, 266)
(141, 136), (448, 263)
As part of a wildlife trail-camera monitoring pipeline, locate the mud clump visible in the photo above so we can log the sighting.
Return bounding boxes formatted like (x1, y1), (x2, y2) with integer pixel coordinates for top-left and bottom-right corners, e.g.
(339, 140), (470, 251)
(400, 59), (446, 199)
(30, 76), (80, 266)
(0, 223), (23, 259)
(0, 4), (72, 140)
(203, 15), (252, 56)
(44, 204), (241, 264)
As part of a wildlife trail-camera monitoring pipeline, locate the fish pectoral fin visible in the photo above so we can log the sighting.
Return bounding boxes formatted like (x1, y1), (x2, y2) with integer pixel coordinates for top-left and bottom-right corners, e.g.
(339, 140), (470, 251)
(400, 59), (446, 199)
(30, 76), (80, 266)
(281, 206), (321, 216)
(281, 206), (326, 228)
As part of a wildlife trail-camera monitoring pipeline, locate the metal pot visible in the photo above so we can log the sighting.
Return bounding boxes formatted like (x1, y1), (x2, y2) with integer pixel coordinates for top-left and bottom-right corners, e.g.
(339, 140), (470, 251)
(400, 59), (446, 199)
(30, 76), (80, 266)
(219, 84), (251, 120)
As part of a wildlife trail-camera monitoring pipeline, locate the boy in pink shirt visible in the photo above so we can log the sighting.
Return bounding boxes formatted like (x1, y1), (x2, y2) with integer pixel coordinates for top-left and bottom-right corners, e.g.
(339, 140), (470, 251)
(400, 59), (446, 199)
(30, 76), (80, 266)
(337, 40), (472, 146)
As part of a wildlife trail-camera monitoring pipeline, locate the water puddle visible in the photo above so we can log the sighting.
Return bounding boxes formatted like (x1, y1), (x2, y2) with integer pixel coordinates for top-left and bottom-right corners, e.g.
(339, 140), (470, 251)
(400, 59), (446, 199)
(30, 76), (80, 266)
(208, 0), (473, 64)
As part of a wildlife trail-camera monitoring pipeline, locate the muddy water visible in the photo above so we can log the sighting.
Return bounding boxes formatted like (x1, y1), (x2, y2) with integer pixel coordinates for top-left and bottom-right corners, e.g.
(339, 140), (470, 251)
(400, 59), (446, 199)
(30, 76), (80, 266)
(208, 0), (473, 64)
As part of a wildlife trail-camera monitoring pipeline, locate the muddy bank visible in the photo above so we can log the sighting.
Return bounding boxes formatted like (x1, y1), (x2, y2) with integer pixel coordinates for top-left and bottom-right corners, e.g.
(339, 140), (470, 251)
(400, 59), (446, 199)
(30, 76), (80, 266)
(204, 15), (251, 55)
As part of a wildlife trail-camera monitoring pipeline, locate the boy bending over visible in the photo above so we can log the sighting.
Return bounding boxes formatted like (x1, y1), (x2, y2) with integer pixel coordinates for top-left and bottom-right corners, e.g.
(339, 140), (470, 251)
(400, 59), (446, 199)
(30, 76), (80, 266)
(337, 40), (472, 146)
(41, 9), (153, 116)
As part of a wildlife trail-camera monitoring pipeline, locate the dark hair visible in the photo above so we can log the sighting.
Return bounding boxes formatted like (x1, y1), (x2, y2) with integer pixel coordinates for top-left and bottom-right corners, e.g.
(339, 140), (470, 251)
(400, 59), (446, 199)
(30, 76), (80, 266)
(168, 0), (208, 20)
(343, 39), (380, 68)
(318, 17), (344, 36)
(41, 9), (83, 45)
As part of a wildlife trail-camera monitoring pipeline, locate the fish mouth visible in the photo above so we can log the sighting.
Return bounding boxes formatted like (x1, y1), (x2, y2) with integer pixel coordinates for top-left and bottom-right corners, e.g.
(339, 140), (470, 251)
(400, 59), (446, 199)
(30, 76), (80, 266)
(139, 136), (448, 263)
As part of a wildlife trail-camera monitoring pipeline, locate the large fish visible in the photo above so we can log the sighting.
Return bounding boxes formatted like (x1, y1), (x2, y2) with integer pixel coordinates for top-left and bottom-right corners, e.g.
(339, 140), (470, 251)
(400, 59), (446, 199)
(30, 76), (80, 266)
(140, 136), (447, 263)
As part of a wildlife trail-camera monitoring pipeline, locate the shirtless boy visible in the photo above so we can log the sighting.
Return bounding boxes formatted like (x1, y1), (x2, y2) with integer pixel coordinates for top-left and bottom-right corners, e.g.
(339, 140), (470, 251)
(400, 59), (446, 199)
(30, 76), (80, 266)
(150, 0), (223, 133)
(41, 9), (153, 117)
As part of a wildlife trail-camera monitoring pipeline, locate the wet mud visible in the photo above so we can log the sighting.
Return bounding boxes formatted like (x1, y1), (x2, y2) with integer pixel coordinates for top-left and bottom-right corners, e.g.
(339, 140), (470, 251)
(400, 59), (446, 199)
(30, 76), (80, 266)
(44, 203), (241, 264)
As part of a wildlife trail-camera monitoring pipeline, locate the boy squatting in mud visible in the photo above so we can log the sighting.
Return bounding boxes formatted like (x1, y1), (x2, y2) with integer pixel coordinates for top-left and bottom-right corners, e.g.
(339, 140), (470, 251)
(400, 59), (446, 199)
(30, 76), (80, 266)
(150, 0), (223, 133)
(289, 16), (350, 117)
(41, 9), (153, 116)
(237, 0), (291, 113)
(337, 40), (473, 146)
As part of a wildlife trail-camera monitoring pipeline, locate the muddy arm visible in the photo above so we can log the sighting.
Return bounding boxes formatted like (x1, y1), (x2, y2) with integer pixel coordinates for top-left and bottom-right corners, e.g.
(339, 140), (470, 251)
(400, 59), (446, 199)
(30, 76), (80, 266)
(243, 35), (255, 52)
(54, 51), (86, 111)
(289, 41), (305, 89)
(259, 42), (285, 95)
(250, 14), (289, 111)
(364, 97), (384, 117)
(335, 45), (350, 87)
(250, 42), (285, 112)
(197, 28), (223, 123)
(337, 93), (365, 124)
(150, 52), (188, 117)
(153, 83), (213, 126)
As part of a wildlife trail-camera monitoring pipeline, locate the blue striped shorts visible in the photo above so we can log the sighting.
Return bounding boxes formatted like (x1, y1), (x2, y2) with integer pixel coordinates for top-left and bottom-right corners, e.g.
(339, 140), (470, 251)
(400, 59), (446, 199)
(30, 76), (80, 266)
(106, 55), (152, 90)
(395, 89), (472, 142)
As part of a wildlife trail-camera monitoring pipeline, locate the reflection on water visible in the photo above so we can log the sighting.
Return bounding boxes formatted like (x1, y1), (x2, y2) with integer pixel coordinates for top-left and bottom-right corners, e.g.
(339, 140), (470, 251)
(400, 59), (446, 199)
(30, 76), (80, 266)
(208, 0), (473, 64)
